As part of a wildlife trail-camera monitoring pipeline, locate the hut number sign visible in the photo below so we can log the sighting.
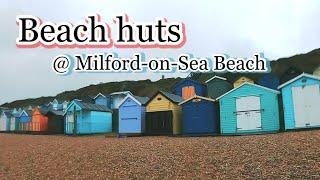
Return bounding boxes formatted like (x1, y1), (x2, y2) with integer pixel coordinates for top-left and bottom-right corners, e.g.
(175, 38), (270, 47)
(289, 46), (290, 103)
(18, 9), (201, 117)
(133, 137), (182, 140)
(16, 14), (269, 75)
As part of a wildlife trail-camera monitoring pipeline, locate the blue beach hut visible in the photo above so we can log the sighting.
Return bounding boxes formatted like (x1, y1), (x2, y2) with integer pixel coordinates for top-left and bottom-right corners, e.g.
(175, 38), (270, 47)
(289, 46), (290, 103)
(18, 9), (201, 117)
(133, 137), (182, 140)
(110, 91), (133, 132)
(217, 83), (280, 135)
(179, 96), (218, 135)
(278, 73), (320, 130)
(118, 94), (149, 135)
(19, 110), (32, 131)
(258, 73), (280, 90)
(110, 91), (133, 109)
(64, 100), (113, 135)
(172, 79), (207, 100)
(94, 93), (111, 108)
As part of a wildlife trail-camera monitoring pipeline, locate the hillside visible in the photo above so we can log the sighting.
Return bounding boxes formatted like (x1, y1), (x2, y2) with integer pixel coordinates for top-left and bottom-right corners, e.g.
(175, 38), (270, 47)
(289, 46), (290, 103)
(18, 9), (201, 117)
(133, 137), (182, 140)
(2, 48), (320, 108)
(1, 78), (182, 108)
(191, 48), (320, 83)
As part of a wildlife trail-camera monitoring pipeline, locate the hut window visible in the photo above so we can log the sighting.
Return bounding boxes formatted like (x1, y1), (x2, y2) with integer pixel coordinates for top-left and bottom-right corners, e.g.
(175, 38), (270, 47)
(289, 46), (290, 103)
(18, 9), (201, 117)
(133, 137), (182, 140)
(302, 79), (307, 83)
(182, 86), (196, 100)
(157, 97), (162, 101)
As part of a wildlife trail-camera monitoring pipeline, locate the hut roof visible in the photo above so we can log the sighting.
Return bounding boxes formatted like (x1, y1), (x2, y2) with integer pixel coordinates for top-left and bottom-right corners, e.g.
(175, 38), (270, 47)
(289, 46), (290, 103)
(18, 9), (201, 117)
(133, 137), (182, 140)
(134, 96), (149, 105)
(3, 111), (12, 118)
(179, 95), (215, 105)
(46, 109), (64, 116)
(205, 76), (227, 83)
(73, 100), (112, 112)
(93, 93), (111, 99)
(158, 91), (183, 104)
(217, 82), (280, 100)
(278, 73), (320, 89)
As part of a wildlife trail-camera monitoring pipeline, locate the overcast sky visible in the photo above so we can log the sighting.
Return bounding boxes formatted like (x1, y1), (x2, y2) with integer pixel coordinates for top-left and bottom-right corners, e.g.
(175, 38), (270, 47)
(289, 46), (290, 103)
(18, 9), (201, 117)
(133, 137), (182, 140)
(0, 0), (320, 105)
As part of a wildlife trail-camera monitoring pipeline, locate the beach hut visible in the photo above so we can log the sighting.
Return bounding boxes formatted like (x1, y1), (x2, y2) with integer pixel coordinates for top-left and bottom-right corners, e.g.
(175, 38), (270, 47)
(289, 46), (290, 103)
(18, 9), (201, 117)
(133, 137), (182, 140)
(278, 73), (320, 130)
(145, 91), (183, 135)
(46, 109), (64, 134)
(258, 73), (280, 90)
(217, 83), (280, 135)
(10, 110), (21, 132)
(0, 110), (12, 132)
(205, 76), (233, 99)
(110, 91), (133, 109)
(172, 79), (207, 100)
(64, 100), (113, 135)
(62, 101), (69, 111)
(12, 108), (18, 114)
(313, 66), (320, 77)
(110, 91), (133, 132)
(118, 94), (149, 135)
(0, 107), (9, 113)
(18, 110), (32, 131)
(30, 107), (49, 132)
(179, 96), (218, 135)
(94, 93), (111, 108)
(51, 99), (63, 110)
(233, 76), (254, 88)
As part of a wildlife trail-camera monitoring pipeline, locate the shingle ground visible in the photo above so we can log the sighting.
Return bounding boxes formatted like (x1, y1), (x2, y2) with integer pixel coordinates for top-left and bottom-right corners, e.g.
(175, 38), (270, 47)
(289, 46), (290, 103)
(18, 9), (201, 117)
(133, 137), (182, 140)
(0, 130), (320, 179)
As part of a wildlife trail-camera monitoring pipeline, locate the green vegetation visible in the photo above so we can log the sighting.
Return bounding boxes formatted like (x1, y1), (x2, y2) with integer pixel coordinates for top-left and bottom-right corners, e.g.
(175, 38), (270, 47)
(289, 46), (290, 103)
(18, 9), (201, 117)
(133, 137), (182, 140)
(2, 48), (320, 108)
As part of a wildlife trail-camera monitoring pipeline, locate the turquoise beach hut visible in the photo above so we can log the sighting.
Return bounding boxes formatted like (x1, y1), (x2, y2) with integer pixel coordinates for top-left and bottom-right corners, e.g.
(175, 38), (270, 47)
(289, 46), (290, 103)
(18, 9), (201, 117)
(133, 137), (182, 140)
(64, 100), (112, 135)
(10, 110), (21, 131)
(217, 83), (280, 135)
(278, 73), (320, 130)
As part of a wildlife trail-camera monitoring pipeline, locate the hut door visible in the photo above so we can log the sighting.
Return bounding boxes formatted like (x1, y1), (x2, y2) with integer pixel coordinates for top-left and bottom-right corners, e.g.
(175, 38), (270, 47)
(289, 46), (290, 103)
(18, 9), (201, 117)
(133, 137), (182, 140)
(66, 113), (75, 133)
(146, 111), (173, 135)
(292, 85), (320, 127)
(236, 96), (262, 130)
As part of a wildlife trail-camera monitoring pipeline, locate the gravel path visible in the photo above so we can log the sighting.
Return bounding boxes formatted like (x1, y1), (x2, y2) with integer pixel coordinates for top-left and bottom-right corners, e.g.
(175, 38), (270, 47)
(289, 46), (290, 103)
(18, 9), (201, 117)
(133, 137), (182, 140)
(0, 130), (320, 179)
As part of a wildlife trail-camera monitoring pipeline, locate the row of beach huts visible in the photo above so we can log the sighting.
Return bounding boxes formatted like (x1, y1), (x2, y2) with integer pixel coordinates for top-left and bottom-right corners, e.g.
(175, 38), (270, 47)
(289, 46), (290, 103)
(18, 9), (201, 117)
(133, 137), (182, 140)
(1, 72), (320, 136)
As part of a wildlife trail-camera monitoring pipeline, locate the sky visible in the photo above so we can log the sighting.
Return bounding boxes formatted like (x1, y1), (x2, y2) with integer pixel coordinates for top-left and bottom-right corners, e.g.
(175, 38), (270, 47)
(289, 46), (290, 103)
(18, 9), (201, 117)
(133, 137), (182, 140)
(0, 0), (320, 105)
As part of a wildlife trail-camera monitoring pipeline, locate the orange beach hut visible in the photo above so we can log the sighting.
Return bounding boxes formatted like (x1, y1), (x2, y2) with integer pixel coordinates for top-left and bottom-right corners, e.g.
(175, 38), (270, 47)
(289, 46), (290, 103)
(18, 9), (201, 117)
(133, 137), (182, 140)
(31, 107), (48, 132)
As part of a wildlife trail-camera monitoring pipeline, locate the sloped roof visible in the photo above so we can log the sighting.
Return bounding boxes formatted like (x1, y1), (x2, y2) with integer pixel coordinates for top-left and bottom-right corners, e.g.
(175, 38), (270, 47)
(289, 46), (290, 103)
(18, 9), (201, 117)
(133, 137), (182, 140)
(205, 76), (227, 83)
(93, 93), (110, 100)
(39, 107), (49, 114)
(134, 96), (149, 105)
(234, 76), (254, 82)
(110, 91), (133, 96)
(216, 82), (280, 100)
(46, 109), (64, 116)
(278, 73), (320, 89)
(25, 110), (32, 116)
(73, 100), (112, 112)
(159, 91), (183, 103)
(12, 112), (21, 118)
(144, 91), (183, 105)
(179, 95), (215, 105)
(3, 111), (12, 118)
(118, 94), (150, 107)
(80, 96), (95, 104)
